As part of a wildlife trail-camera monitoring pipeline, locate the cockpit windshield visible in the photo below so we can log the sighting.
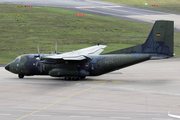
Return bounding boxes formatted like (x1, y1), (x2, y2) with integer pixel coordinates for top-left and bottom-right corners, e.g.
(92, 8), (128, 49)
(13, 56), (21, 63)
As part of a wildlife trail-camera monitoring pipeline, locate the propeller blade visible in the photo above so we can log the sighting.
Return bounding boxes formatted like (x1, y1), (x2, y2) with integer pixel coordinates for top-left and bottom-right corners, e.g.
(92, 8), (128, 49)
(37, 46), (40, 56)
(55, 42), (57, 54)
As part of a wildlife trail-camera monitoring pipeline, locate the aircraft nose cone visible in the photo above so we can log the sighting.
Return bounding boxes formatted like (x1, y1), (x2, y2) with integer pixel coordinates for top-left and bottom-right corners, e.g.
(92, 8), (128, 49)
(5, 64), (10, 71)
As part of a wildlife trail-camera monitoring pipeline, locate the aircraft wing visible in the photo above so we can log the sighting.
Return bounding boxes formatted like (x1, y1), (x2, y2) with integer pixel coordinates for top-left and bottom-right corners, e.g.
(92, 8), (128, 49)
(40, 45), (106, 61)
(168, 110), (180, 119)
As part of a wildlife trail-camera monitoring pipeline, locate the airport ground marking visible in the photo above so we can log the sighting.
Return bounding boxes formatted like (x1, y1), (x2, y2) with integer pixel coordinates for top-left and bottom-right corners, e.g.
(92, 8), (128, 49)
(16, 82), (105, 120)
(70, 116), (90, 117)
(75, 83), (79, 85)
(93, 80), (107, 82)
(111, 117), (131, 119)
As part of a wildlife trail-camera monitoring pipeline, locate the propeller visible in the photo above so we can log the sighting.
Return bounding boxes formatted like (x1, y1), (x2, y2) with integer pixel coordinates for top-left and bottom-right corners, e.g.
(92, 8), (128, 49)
(35, 46), (45, 72)
(51, 42), (58, 55)
(36, 46), (42, 60)
(50, 42), (57, 55)
(35, 42), (59, 61)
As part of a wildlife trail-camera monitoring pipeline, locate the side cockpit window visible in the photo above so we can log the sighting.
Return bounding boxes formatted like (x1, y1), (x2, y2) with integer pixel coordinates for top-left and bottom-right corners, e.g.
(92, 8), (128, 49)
(13, 56), (21, 63)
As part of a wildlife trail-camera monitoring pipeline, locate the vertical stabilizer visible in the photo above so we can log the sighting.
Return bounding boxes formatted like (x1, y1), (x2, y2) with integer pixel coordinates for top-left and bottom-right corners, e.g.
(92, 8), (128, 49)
(103, 20), (174, 59)
(140, 20), (174, 56)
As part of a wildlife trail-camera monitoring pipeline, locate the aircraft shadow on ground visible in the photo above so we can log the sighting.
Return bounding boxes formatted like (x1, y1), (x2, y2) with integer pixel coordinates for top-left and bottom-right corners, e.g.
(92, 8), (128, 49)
(9, 76), (174, 85)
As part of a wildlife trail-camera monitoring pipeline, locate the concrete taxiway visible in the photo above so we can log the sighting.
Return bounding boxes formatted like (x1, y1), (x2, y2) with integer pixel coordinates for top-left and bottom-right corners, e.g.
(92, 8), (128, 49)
(0, 58), (180, 120)
(1, 0), (180, 31)
(1, 1), (180, 119)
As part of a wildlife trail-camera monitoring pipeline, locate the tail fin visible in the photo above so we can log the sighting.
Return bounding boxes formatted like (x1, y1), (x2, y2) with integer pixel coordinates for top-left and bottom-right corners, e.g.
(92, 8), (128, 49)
(104, 20), (174, 59)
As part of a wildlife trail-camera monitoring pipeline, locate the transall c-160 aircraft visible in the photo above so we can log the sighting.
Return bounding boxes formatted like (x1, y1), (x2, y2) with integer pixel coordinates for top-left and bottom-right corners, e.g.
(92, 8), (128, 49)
(5, 20), (174, 80)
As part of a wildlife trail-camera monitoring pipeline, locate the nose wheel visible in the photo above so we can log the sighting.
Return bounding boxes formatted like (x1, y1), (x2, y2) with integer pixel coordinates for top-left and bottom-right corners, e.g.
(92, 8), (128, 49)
(18, 74), (24, 79)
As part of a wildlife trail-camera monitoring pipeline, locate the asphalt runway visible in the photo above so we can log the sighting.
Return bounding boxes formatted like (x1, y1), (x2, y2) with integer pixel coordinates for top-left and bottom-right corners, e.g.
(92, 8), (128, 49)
(0, 58), (180, 120)
(1, 0), (180, 31)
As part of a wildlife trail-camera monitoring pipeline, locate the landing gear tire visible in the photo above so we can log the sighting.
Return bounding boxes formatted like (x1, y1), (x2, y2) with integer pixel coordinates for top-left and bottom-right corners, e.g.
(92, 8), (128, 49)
(73, 77), (79, 81)
(64, 77), (71, 80)
(64, 77), (80, 81)
(18, 74), (24, 79)
(80, 76), (86, 79)
(76, 77), (80, 80)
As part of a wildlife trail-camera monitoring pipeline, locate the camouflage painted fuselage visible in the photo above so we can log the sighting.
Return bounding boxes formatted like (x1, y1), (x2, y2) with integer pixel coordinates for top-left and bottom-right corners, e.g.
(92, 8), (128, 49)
(7, 54), (150, 77)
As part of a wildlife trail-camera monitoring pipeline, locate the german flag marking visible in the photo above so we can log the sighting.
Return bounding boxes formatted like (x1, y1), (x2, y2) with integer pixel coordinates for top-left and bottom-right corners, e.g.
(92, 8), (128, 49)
(157, 33), (160, 36)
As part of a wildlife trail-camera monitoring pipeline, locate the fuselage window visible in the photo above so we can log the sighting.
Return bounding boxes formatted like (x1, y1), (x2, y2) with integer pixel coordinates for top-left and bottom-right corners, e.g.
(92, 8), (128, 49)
(13, 56), (21, 63)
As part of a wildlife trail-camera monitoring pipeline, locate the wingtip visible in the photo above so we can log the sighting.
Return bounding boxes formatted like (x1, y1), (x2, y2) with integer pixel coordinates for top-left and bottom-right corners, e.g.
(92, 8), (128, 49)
(168, 110), (170, 114)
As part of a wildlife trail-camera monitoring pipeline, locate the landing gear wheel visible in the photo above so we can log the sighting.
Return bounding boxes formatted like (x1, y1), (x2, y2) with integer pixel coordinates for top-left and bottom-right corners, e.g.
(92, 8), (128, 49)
(73, 77), (79, 81)
(18, 74), (24, 79)
(65, 77), (71, 80)
(80, 76), (86, 79)
(75, 77), (80, 80)
(65, 77), (80, 81)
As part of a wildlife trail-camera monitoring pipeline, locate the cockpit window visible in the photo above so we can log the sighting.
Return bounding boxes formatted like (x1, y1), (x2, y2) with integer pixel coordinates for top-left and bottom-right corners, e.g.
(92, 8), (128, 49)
(13, 56), (21, 63)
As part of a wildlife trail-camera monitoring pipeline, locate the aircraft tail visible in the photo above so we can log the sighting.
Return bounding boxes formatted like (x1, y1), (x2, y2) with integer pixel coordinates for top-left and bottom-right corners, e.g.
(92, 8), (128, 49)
(103, 20), (174, 59)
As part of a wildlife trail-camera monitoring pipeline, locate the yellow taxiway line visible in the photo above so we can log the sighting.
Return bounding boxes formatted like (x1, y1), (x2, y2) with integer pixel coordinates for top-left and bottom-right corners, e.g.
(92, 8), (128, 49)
(16, 82), (105, 120)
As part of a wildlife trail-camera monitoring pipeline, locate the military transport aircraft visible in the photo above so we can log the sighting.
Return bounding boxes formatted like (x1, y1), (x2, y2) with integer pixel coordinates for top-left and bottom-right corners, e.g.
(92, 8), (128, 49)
(5, 20), (174, 80)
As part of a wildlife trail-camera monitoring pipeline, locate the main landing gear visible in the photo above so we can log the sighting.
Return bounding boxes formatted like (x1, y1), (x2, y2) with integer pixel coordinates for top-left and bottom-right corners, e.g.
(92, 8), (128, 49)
(64, 76), (86, 80)
(18, 74), (24, 79)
